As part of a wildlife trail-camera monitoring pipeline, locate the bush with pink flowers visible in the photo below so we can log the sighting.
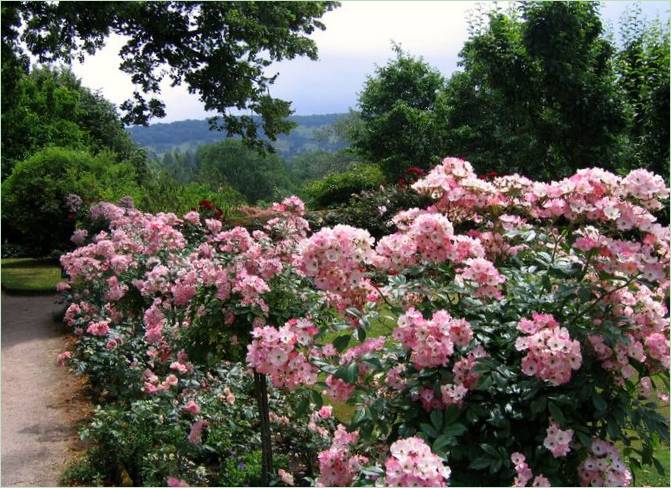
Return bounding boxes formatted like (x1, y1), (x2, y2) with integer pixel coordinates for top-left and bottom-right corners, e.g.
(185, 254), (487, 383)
(58, 159), (669, 486)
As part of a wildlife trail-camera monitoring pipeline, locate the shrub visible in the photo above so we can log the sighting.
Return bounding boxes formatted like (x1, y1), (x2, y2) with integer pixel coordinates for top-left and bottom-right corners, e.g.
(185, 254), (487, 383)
(304, 163), (384, 208)
(310, 183), (432, 239)
(1, 147), (142, 254)
(139, 170), (245, 215)
(57, 163), (669, 487)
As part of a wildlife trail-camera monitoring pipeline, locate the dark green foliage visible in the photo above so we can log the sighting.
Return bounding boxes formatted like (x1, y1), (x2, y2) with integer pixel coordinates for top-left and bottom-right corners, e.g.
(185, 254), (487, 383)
(2, 1), (339, 151)
(1, 66), (142, 178)
(304, 163), (384, 208)
(311, 184), (432, 239)
(1, 147), (142, 254)
(445, 2), (629, 178)
(349, 3), (668, 180)
(615, 6), (670, 177)
(350, 45), (447, 179)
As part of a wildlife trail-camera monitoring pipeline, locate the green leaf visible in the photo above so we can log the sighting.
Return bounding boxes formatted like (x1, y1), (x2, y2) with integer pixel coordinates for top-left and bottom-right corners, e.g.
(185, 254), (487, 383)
(576, 431), (592, 448)
(592, 394), (607, 413)
(335, 362), (359, 384)
(310, 389), (323, 409)
(481, 444), (499, 458)
(468, 456), (492, 470)
(653, 457), (665, 476)
(420, 422), (438, 438)
(362, 356), (383, 370)
(531, 397), (547, 415)
(333, 334), (351, 352)
(432, 434), (455, 453)
(430, 410), (443, 431)
(548, 402), (565, 424)
(296, 396), (309, 417)
(490, 458), (503, 474)
(356, 326), (366, 342)
(443, 423), (468, 437)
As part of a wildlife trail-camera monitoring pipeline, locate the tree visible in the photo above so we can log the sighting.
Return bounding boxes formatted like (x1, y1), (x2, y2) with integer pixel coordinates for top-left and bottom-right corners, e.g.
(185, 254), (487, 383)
(286, 149), (356, 183)
(195, 139), (294, 204)
(1, 1), (339, 151)
(1, 66), (143, 178)
(350, 45), (447, 179)
(442, 2), (630, 178)
(615, 5), (669, 177)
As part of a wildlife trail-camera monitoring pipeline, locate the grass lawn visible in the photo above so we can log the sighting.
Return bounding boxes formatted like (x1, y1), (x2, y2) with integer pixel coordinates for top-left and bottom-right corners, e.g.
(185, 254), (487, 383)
(632, 444), (669, 487)
(1, 257), (62, 293)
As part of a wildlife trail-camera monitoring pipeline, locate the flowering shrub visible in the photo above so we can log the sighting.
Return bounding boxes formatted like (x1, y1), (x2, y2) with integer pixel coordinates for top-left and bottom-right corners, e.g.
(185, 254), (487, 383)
(58, 160), (669, 486)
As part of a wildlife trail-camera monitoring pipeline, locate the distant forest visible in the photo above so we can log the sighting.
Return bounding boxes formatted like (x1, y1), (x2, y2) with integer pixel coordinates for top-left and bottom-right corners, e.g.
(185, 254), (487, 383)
(127, 114), (348, 158)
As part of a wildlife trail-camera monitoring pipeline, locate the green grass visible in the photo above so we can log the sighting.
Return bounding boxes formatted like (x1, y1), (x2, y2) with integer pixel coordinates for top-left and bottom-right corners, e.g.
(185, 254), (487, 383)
(631, 444), (669, 487)
(629, 392), (670, 487)
(318, 307), (397, 423)
(1, 257), (62, 293)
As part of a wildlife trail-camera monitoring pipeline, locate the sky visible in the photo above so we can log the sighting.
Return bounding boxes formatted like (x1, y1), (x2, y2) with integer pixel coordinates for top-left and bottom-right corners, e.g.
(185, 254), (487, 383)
(67, 1), (670, 123)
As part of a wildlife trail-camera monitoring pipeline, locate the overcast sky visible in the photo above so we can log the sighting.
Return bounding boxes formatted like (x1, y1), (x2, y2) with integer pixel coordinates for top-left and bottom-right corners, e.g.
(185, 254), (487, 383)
(67, 1), (669, 123)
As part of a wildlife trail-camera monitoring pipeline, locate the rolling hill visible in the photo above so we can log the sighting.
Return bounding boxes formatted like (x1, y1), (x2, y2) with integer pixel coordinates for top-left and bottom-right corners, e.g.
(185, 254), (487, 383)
(127, 114), (348, 158)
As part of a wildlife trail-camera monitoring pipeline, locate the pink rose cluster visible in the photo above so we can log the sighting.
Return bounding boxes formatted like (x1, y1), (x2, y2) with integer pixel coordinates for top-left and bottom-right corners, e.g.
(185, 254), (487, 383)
(456, 257), (506, 299)
(324, 374), (355, 403)
(543, 420), (573, 458)
(410, 160), (669, 263)
(515, 313), (581, 385)
(511, 452), (551, 487)
(316, 425), (368, 487)
(375, 213), (487, 272)
(384, 436), (451, 487)
(296, 225), (376, 309)
(394, 308), (473, 369)
(308, 406), (333, 438)
(411, 157), (503, 216)
(246, 318), (318, 389)
(142, 370), (179, 394)
(577, 439), (632, 487)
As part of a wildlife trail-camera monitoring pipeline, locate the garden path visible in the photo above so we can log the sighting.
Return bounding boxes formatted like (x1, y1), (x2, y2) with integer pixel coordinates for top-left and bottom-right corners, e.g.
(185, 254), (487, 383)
(1, 292), (89, 486)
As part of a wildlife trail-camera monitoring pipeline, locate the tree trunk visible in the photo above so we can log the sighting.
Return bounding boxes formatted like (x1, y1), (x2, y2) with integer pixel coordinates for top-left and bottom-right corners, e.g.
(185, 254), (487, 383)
(254, 372), (273, 484)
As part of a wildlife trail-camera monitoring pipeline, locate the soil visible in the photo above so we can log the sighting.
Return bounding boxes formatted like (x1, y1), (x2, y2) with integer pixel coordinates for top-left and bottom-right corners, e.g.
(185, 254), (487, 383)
(1, 292), (91, 486)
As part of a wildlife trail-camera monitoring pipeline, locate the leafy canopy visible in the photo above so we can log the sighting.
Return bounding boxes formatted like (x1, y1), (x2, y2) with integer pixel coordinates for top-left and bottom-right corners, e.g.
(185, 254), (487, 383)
(0, 66), (142, 178)
(350, 44), (447, 179)
(2, 1), (339, 150)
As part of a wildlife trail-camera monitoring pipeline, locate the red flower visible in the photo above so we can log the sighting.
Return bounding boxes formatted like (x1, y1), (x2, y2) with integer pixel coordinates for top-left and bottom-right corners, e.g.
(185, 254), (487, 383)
(199, 199), (214, 210)
(405, 166), (426, 176)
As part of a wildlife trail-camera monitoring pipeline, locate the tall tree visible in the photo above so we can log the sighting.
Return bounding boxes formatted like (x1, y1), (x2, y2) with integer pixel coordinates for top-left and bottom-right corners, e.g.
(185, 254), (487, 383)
(615, 5), (669, 177)
(350, 45), (447, 179)
(195, 139), (293, 203)
(443, 2), (630, 178)
(1, 66), (143, 178)
(1, 1), (338, 151)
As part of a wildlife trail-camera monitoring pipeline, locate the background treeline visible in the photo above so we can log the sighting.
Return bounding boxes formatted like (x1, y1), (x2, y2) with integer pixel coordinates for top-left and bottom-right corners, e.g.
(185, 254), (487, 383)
(129, 115), (347, 158)
(2, 2), (668, 257)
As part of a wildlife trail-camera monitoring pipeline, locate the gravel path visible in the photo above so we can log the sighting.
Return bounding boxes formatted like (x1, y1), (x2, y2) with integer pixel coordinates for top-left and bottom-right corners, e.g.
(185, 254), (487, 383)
(1, 292), (89, 486)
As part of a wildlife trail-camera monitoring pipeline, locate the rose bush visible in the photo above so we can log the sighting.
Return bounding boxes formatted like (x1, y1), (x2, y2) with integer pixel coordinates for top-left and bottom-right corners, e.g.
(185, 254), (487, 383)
(58, 159), (669, 486)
